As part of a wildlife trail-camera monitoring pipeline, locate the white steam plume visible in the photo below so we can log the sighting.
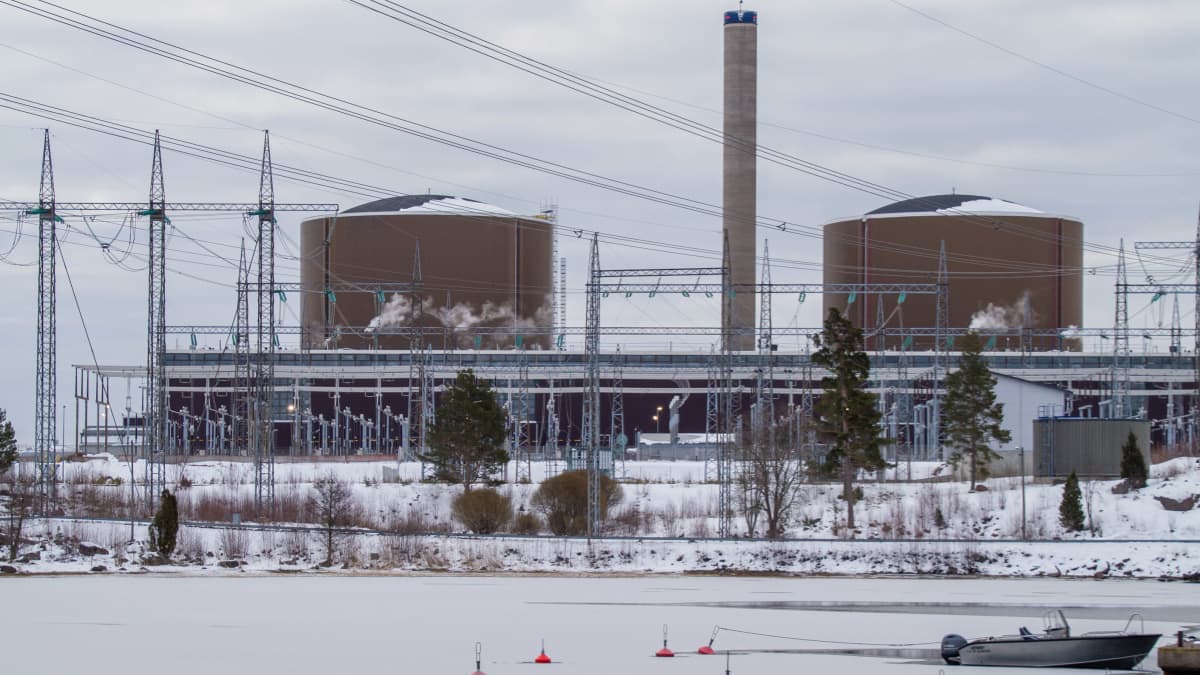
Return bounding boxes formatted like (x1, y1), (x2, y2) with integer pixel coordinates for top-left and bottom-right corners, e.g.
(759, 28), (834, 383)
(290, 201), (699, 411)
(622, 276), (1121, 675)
(968, 290), (1035, 330)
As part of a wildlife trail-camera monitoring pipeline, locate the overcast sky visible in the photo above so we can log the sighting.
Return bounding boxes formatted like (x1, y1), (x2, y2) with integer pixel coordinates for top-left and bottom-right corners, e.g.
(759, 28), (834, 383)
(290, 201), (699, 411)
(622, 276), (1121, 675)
(2, 0), (1199, 443)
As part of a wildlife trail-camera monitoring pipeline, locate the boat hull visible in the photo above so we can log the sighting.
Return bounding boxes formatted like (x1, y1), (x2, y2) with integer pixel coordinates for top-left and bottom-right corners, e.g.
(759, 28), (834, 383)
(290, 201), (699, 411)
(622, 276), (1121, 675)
(957, 634), (1161, 669)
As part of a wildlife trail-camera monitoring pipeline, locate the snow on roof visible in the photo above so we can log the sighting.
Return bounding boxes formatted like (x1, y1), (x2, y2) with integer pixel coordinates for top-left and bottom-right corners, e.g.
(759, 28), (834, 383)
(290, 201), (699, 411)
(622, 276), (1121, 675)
(341, 194), (518, 217)
(866, 193), (1043, 216)
(938, 197), (1043, 215)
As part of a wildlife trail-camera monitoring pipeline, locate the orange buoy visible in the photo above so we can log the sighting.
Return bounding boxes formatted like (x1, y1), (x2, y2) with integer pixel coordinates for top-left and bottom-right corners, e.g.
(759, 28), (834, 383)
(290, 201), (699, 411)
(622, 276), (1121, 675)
(535, 640), (552, 664)
(656, 624), (675, 657)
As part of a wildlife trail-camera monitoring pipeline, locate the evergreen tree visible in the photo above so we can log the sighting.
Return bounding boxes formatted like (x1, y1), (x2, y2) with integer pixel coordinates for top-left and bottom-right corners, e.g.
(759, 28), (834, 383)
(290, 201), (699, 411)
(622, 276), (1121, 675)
(0, 408), (17, 475)
(942, 332), (1011, 489)
(812, 307), (888, 531)
(149, 489), (179, 557)
(1059, 471), (1085, 532)
(1119, 431), (1148, 489)
(422, 369), (508, 488)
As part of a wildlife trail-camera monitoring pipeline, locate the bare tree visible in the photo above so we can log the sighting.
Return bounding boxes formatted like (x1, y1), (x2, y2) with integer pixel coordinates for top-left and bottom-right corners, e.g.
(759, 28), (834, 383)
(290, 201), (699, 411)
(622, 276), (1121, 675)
(308, 473), (355, 566)
(739, 409), (808, 539)
(5, 466), (35, 562)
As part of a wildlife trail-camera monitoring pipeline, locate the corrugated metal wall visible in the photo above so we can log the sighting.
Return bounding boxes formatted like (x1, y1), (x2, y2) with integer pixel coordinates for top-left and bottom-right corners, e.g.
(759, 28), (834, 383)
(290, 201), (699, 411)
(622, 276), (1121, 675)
(1033, 418), (1151, 478)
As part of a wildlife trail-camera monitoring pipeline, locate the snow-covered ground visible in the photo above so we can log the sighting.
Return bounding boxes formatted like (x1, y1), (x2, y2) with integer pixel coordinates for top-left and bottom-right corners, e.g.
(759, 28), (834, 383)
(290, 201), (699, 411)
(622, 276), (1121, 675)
(3, 575), (1196, 675)
(3, 455), (1199, 577)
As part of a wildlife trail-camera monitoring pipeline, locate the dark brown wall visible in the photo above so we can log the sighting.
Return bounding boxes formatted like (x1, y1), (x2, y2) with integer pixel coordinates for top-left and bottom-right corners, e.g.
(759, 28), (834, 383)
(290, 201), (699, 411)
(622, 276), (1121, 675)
(822, 213), (1083, 350)
(300, 212), (553, 349)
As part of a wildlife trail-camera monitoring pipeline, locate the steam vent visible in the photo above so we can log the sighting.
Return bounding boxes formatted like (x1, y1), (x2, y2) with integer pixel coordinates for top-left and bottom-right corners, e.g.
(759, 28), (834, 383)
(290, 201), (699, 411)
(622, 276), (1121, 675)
(822, 194), (1084, 351)
(300, 195), (553, 350)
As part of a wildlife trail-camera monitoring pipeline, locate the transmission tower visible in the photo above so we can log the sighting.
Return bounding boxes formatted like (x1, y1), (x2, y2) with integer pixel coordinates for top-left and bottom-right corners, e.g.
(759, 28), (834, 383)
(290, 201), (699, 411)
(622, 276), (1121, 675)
(419, 346), (436, 480)
(234, 242), (252, 459)
(609, 347), (625, 479)
(1112, 240), (1131, 418)
(145, 131), (168, 506)
(583, 234), (602, 537)
(33, 130), (57, 506)
(718, 232), (735, 538)
(513, 346), (532, 482)
(545, 377), (560, 478)
(704, 347), (720, 483)
(252, 132), (276, 517)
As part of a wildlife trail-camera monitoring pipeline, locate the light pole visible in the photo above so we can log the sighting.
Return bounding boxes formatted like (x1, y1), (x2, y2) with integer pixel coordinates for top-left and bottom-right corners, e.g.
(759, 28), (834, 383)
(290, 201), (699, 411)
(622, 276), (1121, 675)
(1019, 445), (1027, 540)
(655, 405), (663, 434)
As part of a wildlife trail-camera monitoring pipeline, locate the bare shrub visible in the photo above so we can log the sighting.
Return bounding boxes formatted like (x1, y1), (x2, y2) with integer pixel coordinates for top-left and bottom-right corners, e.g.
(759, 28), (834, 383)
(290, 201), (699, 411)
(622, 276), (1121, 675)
(381, 534), (421, 566)
(176, 526), (205, 561)
(218, 528), (250, 559)
(451, 488), (513, 534)
(281, 530), (310, 560)
(530, 470), (623, 536)
(387, 506), (449, 535)
(659, 503), (679, 536)
(510, 509), (541, 535)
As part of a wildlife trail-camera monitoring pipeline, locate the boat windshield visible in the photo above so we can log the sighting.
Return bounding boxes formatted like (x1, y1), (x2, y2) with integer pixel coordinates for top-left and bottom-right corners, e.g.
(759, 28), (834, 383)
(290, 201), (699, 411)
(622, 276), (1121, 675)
(1042, 609), (1070, 638)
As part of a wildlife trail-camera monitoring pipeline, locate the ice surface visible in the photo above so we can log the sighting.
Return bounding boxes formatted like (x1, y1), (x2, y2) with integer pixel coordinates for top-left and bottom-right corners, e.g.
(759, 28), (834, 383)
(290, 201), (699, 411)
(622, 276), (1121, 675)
(3, 575), (1193, 675)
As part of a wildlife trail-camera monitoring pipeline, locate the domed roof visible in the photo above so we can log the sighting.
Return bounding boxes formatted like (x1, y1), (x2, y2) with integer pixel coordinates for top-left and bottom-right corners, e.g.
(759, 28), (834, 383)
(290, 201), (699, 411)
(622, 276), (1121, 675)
(867, 194), (1043, 216)
(342, 194), (516, 216)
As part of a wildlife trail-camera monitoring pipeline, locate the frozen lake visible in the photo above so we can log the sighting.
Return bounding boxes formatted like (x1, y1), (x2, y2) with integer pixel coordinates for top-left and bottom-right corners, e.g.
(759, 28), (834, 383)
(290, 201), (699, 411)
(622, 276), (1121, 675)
(4, 574), (1196, 674)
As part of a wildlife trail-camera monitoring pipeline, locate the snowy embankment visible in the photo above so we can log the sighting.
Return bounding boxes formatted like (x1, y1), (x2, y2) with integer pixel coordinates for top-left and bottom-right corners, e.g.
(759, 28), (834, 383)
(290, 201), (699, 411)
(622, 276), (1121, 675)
(3, 456), (1198, 578)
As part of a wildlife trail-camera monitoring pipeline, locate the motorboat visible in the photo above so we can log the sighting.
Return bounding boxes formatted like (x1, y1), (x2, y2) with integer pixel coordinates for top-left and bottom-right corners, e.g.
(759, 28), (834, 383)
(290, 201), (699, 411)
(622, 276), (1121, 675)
(941, 610), (1161, 669)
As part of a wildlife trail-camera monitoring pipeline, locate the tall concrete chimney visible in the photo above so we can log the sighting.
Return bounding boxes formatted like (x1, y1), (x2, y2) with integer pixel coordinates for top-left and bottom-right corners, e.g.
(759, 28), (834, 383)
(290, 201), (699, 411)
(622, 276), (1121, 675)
(723, 7), (757, 351)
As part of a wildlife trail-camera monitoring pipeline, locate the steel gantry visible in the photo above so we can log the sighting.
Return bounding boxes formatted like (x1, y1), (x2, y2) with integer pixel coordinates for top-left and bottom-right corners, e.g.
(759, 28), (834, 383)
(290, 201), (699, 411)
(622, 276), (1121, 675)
(1135, 214), (1200, 451)
(4, 129), (337, 511)
(583, 233), (944, 537)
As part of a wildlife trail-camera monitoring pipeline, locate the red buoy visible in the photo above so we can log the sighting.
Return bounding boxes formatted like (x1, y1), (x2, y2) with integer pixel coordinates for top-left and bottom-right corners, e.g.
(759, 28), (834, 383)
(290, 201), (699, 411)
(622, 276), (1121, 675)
(535, 640), (551, 664)
(656, 624), (675, 657)
(698, 625), (720, 654)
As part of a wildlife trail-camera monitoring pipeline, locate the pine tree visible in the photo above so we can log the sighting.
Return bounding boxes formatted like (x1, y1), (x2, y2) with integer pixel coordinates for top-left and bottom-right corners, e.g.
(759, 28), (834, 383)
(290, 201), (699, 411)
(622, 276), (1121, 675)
(1059, 471), (1085, 532)
(812, 307), (888, 531)
(942, 332), (1011, 489)
(149, 488), (179, 557)
(422, 369), (508, 488)
(0, 408), (17, 476)
(1119, 431), (1148, 489)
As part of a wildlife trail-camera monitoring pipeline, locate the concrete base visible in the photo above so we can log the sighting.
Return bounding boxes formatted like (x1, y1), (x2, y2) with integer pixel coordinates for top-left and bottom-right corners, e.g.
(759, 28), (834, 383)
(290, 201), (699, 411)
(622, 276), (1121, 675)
(1159, 645), (1200, 674)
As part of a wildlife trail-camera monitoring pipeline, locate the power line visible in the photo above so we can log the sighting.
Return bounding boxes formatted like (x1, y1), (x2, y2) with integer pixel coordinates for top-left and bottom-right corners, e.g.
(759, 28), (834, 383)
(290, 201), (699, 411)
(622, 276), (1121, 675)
(886, 0), (1200, 127)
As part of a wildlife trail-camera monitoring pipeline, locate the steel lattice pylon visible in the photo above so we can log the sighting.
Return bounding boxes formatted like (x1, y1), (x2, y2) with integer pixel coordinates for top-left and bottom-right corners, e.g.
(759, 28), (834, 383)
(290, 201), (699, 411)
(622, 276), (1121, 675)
(252, 132), (276, 517)
(609, 348), (625, 479)
(33, 130), (57, 508)
(513, 348), (532, 482)
(145, 131), (168, 507)
(1112, 240), (1131, 419)
(234, 242), (252, 460)
(583, 234), (602, 538)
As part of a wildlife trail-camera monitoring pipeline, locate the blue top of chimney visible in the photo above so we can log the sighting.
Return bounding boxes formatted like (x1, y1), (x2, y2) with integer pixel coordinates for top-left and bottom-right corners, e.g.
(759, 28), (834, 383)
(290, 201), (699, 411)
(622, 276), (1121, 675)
(724, 10), (757, 25)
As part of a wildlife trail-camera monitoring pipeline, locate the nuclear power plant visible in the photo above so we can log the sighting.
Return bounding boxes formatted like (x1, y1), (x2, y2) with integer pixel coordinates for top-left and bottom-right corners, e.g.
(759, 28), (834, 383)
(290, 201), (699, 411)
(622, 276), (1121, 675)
(7, 8), (1192, 532)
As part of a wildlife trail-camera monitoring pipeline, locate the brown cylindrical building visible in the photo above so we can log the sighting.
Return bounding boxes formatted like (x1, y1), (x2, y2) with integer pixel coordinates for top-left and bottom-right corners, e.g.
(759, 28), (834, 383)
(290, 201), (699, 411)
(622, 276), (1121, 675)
(723, 8), (757, 351)
(300, 195), (553, 349)
(822, 194), (1083, 350)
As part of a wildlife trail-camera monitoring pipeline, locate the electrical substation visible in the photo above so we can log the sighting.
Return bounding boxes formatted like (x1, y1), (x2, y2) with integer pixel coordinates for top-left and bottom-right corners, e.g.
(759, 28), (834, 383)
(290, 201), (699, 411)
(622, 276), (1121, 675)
(7, 8), (1199, 540)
